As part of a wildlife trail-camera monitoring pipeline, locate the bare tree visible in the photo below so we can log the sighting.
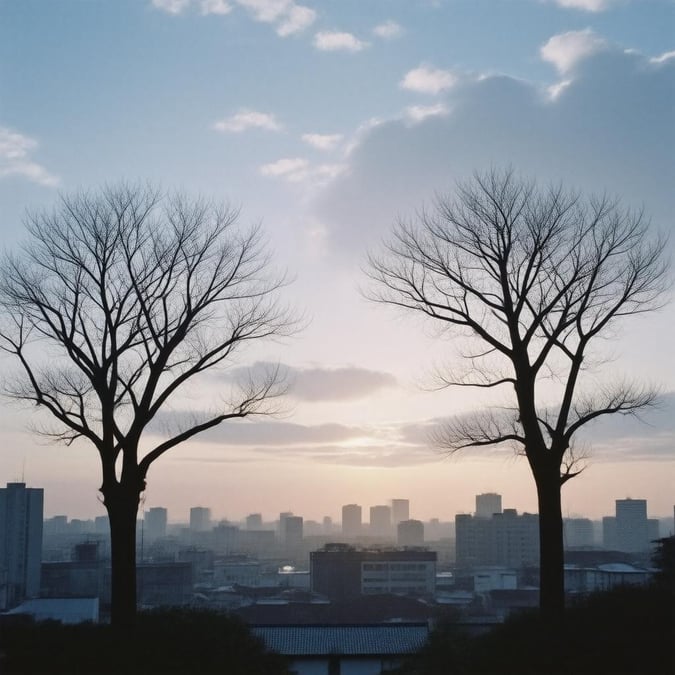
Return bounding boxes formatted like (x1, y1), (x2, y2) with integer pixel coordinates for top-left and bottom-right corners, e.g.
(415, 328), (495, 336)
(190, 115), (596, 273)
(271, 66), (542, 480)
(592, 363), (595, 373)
(367, 168), (669, 619)
(0, 184), (296, 628)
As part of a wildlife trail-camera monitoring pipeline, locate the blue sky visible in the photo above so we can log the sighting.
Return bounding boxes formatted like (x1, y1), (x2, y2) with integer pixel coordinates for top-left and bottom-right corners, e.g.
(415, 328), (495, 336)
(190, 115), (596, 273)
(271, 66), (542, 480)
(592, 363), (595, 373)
(0, 0), (673, 523)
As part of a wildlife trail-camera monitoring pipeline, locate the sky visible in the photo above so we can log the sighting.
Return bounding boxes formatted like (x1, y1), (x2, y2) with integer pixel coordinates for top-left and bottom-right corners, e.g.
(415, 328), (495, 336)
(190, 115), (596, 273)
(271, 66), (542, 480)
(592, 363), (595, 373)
(0, 0), (673, 525)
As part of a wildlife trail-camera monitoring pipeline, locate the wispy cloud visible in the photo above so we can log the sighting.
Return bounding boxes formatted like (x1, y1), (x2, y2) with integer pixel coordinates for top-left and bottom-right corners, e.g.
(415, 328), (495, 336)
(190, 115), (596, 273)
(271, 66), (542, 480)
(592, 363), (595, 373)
(151, 0), (191, 13)
(549, 0), (617, 12)
(373, 19), (403, 40)
(0, 126), (59, 187)
(400, 64), (457, 94)
(237, 0), (316, 36)
(259, 157), (310, 181)
(301, 133), (343, 151)
(313, 31), (369, 53)
(405, 103), (448, 122)
(540, 28), (608, 74)
(212, 109), (282, 133)
(151, 0), (315, 35)
(200, 0), (232, 14)
(651, 50), (675, 65)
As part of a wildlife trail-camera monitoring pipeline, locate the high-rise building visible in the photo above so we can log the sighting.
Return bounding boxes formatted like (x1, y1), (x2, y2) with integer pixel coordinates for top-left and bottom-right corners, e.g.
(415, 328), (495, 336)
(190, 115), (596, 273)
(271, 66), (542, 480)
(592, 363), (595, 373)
(0, 482), (44, 610)
(614, 499), (649, 553)
(391, 499), (410, 525)
(369, 505), (392, 538)
(397, 519), (424, 547)
(145, 507), (168, 541)
(282, 515), (303, 548)
(563, 517), (595, 548)
(189, 507), (211, 532)
(455, 508), (539, 569)
(475, 493), (502, 518)
(342, 504), (362, 538)
(246, 513), (263, 530)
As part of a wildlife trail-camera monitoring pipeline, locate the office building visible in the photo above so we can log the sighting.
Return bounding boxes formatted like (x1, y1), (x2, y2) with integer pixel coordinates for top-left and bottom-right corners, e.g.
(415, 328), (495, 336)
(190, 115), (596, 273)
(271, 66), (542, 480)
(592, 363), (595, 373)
(282, 515), (304, 548)
(455, 508), (539, 569)
(189, 507), (211, 532)
(0, 482), (44, 609)
(397, 519), (424, 547)
(245, 513), (263, 530)
(391, 499), (410, 525)
(369, 505), (392, 538)
(614, 499), (650, 553)
(475, 493), (502, 518)
(311, 544), (436, 599)
(563, 517), (595, 548)
(144, 507), (167, 542)
(342, 504), (362, 538)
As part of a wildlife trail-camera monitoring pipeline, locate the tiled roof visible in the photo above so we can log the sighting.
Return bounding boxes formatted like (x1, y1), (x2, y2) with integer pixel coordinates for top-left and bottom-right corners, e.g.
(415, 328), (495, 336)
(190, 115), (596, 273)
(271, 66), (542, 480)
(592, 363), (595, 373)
(253, 623), (429, 656)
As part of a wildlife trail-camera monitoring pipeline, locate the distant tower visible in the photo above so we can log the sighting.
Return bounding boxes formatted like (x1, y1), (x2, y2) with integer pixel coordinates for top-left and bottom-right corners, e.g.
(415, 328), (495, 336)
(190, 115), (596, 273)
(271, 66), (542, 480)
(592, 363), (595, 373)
(0, 482), (43, 609)
(282, 516), (304, 548)
(323, 516), (333, 534)
(398, 519), (424, 547)
(246, 513), (263, 530)
(145, 507), (168, 541)
(189, 507), (211, 532)
(370, 505), (392, 538)
(342, 504), (362, 538)
(391, 499), (410, 525)
(615, 499), (649, 552)
(475, 493), (502, 518)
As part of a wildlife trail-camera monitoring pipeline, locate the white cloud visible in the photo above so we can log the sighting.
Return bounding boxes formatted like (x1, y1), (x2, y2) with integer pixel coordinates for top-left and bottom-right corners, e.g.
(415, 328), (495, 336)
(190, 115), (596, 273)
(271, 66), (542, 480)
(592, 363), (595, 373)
(0, 127), (59, 187)
(540, 28), (608, 74)
(651, 50), (675, 65)
(260, 157), (346, 184)
(151, 0), (191, 13)
(313, 31), (368, 53)
(200, 0), (233, 14)
(373, 20), (403, 39)
(301, 133), (343, 151)
(405, 103), (448, 122)
(212, 109), (282, 132)
(400, 64), (457, 94)
(551, 0), (616, 11)
(260, 157), (310, 181)
(236, 0), (316, 36)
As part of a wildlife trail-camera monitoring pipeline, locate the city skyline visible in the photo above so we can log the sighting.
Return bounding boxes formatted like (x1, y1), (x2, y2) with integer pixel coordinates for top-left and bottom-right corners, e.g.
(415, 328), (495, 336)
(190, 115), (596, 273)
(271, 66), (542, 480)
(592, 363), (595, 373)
(1, 1), (673, 524)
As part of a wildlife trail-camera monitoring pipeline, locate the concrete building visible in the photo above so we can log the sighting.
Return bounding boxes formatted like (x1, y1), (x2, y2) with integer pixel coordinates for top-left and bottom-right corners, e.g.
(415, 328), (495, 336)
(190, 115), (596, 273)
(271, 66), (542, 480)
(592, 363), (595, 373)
(604, 499), (651, 553)
(397, 520), (424, 547)
(189, 507), (211, 532)
(342, 504), (362, 538)
(370, 505), (392, 538)
(475, 493), (502, 519)
(245, 513), (263, 530)
(144, 507), (167, 542)
(391, 499), (410, 525)
(455, 508), (539, 569)
(282, 515), (304, 549)
(0, 482), (43, 610)
(563, 517), (595, 548)
(310, 544), (437, 600)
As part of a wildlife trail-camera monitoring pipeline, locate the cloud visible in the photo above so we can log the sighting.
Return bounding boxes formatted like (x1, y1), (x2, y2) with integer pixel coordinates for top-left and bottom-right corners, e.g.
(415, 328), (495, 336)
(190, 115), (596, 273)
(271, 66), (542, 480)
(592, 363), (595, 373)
(259, 158), (345, 184)
(400, 65), (457, 94)
(213, 109), (282, 132)
(301, 133), (343, 151)
(651, 50), (675, 65)
(550, 0), (617, 11)
(313, 31), (369, 53)
(373, 20), (403, 40)
(540, 28), (608, 74)
(405, 103), (448, 123)
(200, 0), (233, 14)
(236, 0), (316, 36)
(259, 157), (310, 181)
(151, 0), (191, 13)
(0, 126), (59, 187)
(314, 36), (674, 256)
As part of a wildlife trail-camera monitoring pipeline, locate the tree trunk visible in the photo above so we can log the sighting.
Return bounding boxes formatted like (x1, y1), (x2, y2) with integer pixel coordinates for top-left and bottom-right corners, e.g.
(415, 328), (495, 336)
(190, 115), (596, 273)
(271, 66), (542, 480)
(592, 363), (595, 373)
(104, 484), (141, 630)
(535, 472), (565, 622)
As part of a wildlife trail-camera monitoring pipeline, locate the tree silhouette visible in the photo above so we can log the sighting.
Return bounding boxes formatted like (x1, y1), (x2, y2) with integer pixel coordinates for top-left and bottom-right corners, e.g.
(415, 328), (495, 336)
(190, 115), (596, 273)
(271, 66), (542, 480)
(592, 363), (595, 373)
(0, 185), (295, 628)
(367, 168), (669, 619)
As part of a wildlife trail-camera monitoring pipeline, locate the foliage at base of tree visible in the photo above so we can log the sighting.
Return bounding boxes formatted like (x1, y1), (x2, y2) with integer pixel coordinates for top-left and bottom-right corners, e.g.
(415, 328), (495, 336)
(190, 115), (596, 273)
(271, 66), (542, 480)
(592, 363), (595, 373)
(395, 585), (674, 675)
(0, 608), (292, 674)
